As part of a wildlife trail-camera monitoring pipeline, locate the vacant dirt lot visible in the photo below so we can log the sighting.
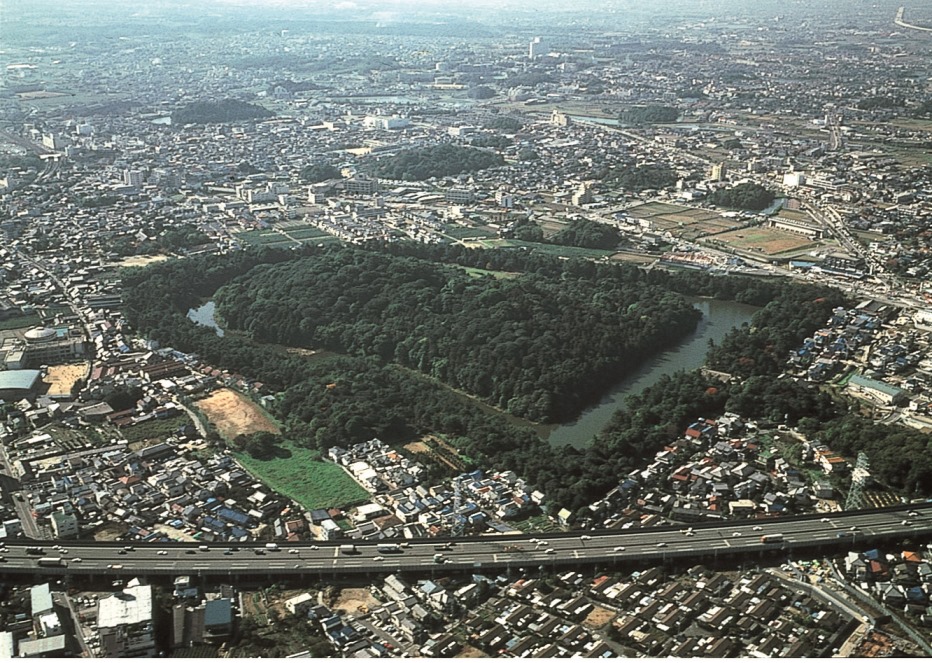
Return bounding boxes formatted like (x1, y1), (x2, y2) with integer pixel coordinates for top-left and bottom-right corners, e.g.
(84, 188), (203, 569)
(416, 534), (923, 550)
(456, 644), (488, 658)
(196, 388), (279, 440)
(42, 362), (87, 397)
(117, 255), (170, 268)
(404, 441), (430, 454)
(331, 588), (380, 616)
(583, 605), (617, 629)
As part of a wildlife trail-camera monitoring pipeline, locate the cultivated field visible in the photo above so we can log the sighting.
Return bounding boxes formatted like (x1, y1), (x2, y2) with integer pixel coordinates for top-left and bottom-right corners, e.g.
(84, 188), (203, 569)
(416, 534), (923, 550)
(712, 227), (818, 256)
(627, 202), (743, 240)
(196, 388), (280, 439)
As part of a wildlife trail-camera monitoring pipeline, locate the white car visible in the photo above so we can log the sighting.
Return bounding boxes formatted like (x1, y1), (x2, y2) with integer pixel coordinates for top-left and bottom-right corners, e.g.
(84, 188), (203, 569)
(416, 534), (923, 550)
(657, 542), (667, 548)
(288, 549), (299, 554)
(545, 548), (556, 554)
(373, 556), (384, 561)
(732, 532), (742, 537)
(579, 534), (592, 541)
(752, 526), (762, 531)
(157, 550), (168, 556)
(613, 546), (625, 552)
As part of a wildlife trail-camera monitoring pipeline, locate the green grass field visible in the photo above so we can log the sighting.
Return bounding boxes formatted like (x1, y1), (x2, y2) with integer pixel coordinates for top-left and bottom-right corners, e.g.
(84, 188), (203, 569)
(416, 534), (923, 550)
(0, 314), (41, 331)
(443, 225), (496, 239)
(284, 226), (336, 240)
(237, 230), (296, 246)
(234, 439), (370, 510)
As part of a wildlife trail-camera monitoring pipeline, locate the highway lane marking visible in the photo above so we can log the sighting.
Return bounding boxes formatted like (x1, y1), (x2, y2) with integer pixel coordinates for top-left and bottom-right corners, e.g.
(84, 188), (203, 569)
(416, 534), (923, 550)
(333, 548), (340, 559)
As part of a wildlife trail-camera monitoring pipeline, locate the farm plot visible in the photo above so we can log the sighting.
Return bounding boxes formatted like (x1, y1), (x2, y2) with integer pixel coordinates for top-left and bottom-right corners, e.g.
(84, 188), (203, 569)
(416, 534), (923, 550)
(712, 227), (818, 256)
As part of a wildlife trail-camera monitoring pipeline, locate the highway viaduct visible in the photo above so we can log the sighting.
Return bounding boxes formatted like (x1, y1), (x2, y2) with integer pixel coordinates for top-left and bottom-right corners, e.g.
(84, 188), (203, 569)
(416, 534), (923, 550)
(0, 504), (929, 585)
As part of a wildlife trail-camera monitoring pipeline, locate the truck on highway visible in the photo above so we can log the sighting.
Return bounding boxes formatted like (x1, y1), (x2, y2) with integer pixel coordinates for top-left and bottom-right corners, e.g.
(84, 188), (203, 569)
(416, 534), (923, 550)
(37, 557), (66, 567)
(340, 544), (358, 555)
(760, 533), (784, 544)
(25, 546), (44, 555)
(265, 543), (279, 551)
(376, 543), (402, 554)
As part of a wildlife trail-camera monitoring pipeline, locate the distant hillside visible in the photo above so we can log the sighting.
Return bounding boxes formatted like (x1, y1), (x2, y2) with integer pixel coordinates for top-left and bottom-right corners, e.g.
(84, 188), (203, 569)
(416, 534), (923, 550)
(172, 99), (274, 125)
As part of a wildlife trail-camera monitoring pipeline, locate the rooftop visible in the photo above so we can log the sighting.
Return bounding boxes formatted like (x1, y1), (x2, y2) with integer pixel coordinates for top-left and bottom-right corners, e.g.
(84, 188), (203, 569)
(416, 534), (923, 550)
(98, 583), (153, 629)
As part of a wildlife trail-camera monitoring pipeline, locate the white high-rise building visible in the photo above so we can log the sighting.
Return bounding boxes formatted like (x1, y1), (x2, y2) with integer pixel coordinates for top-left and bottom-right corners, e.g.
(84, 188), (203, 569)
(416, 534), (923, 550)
(123, 169), (144, 188)
(529, 36), (546, 60)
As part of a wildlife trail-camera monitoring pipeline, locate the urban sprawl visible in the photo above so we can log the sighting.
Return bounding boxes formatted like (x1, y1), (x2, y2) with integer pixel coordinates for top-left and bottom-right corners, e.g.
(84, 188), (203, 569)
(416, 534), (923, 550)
(0, 0), (931, 658)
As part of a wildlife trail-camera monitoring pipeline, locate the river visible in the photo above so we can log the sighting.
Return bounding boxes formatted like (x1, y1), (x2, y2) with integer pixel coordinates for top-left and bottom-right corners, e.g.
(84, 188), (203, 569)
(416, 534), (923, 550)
(544, 298), (758, 449)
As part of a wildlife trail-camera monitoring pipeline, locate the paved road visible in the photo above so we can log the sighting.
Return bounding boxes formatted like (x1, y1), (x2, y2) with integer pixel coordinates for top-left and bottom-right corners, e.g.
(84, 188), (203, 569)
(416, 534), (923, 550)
(0, 504), (929, 579)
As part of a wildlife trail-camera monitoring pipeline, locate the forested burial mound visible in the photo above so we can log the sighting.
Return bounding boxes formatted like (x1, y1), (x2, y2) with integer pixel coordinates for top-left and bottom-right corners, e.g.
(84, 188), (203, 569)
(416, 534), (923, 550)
(212, 248), (702, 423)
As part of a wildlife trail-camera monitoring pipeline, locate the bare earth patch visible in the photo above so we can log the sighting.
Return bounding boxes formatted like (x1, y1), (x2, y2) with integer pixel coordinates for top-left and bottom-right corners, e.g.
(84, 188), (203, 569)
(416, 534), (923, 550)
(456, 644), (488, 657)
(331, 588), (380, 616)
(42, 362), (88, 397)
(92, 522), (126, 541)
(404, 441), (430, 454)
(152, 523), (197, 542)
(196, 388), (279, 440)
(116, 255), (170, 268)
(583, 605), (617, 629)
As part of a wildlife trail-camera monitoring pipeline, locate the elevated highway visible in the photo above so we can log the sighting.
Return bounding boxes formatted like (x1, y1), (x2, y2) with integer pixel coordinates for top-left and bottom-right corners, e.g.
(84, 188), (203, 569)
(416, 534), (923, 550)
(1, 504), (929, 583)
(896, 7), (932, 33)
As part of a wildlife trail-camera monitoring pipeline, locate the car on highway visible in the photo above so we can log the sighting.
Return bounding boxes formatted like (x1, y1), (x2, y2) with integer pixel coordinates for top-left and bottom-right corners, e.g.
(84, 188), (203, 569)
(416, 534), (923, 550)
(732, 532), (742, 537)
(613, 546), (625, 552)
(288, 549), (299, 554)
(579, 534), (592, 541)
(656, 542), (667, 548)
(373, 556), (384, 561)
(157, 550), (167, 556)
(752, 526), (762, 531)
(545, 548), (556, 554)
(71, 558), (82, 563)
(820, 517), (831, 523)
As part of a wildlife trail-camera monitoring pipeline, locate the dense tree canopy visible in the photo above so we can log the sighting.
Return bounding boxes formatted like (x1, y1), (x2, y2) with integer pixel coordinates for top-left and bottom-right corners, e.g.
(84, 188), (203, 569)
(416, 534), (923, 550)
(212, 247), (701, 422)
(596, 164), (678, 192)
(707, 182), (775, 211)
(172, 99), (274, 124)
(300, 164), (341, 183)
(550, 218), (622, 249)
(367, 144), (504, 181)
(619, 105), (679, 124)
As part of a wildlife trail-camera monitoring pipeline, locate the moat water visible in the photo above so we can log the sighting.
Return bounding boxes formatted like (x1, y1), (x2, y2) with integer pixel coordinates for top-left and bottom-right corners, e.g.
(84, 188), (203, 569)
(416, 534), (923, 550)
(544, 298), (759, 449)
